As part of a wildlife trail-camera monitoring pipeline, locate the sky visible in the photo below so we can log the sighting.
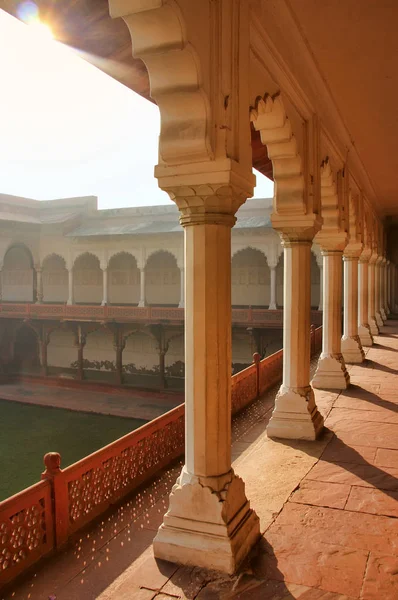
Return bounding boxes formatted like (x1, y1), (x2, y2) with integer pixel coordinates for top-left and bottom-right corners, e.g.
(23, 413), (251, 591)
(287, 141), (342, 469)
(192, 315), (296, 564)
(0, 9), (274, 210)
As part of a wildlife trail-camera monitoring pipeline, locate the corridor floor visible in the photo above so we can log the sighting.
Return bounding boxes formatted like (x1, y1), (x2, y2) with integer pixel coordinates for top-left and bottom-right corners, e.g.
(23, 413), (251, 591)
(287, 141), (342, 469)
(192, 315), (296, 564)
(4, 321), (398, 600)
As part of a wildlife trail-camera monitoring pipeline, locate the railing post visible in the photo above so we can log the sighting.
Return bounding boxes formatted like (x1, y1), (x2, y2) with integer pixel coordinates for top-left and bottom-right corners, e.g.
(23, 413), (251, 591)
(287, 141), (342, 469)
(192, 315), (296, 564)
(41, 452), (69, 549)
(253, 352), (260, 398)
(248, 305), (253, 323)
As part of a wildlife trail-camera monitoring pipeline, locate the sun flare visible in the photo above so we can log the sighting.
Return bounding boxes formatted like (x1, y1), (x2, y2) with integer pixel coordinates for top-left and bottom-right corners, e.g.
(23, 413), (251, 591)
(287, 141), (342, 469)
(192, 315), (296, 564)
(29, 20), (54, 40)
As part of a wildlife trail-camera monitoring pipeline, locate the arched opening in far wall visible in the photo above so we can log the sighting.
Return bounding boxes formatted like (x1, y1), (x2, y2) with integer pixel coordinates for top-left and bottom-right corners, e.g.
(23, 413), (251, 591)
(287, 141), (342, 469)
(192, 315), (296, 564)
(145, 250), (180, 306)
(108, 252), (140, 305)
(12, 324), (40, 374)
(73, 253), (102, 304)
(231, 248), (269, 307)
(2, 244), (35, 302)
(42, 254), (68, 303)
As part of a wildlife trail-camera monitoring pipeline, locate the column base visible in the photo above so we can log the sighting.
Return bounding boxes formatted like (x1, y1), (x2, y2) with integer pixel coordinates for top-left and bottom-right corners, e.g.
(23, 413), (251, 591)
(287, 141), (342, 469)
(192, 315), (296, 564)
(268, 303), (277, 310)
(341, 335), (365, 363)
(153, 468), (260, 574)
(138, 300), (145, 308)
(266, 385), (324, 441)
(358, 324), (373, 347)
(312, 354), (350, 390)
(369, 317), (380, 336)
(380, 308), (387, 321)
(101, 301), (107, 306)
(178, 302), (184, 309)
(375, 311), (384, 328)
(66, 299), (73, 306)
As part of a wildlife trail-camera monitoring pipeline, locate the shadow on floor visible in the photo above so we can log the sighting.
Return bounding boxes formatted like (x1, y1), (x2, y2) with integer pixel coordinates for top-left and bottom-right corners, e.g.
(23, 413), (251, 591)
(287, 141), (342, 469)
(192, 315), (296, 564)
(342, 384), (398, 413)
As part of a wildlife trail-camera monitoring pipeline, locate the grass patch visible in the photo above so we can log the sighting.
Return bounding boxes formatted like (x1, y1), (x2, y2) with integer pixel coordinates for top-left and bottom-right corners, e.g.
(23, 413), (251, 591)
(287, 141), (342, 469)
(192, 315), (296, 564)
(0, 399), (146, 501)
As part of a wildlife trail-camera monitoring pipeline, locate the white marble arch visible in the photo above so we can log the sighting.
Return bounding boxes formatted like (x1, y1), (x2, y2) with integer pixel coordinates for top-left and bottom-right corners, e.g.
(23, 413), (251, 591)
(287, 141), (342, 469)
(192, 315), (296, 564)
(108, 251), (140, 305)
(41, 253), (68, 303)
(231, 247), (270, 307)
(145, 250), (180, 306)
(2, 243), (35, 302)
(72, 252), (103, 305)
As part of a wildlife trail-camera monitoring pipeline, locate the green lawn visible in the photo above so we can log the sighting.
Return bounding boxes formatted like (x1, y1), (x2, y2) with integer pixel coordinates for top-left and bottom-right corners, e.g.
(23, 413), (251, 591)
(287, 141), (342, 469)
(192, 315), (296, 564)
(0, 399), (146, 501)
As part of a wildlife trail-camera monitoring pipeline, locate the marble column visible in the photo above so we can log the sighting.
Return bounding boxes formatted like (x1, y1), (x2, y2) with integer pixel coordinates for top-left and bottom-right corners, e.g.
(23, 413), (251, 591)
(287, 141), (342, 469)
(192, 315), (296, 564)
(387, 261), (392, 313)
(114, 339), (124, 385)
(368, 256), (379, 335)
(268, 265), (277, 310)
(380, 259), (388, 318)
(378, 259), (386, 321)
(101, 268), (108, 306)
(138, 268), (146, 307)
(153, 192), (260, 574)
(358, 254), (373, 346)
(341, 255), (365, 363)
(317, 259), (323, 311)
(67, 269), (74, 305)
(35, 268), (43, 304)
(267, 239), (324, 440)
(312, 251), (350, 389)
(385, 260), (391, 315)
(76, 329), (86, 381)
(375, 258), (384, 327)
(178, 267), (184, 308)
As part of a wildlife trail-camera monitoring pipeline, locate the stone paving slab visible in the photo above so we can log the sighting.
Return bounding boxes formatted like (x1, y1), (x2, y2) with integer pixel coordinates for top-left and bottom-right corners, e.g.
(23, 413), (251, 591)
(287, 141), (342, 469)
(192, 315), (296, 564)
(0, 381), (183, 421)
(5, 320), (398, 599)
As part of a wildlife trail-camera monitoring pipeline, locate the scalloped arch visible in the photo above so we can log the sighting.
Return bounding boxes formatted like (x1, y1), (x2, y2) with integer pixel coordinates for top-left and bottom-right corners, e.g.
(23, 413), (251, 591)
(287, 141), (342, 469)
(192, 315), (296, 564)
(145, 248), (179, 268)
(250, 94), (305, 215)
(42, 253), (67, 269)
(108, 250), (139, 268)
(231, 245), (268, 261)
(109, 0), (212, 165)
(319, 157), (341, 233)
(73, 251), (102, 268)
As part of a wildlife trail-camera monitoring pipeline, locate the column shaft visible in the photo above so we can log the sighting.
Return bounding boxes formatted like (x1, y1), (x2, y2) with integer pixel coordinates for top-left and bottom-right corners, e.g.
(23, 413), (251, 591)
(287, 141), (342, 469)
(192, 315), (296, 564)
(368, 261), (379, 335)
(154, 212), (259, 573)
(115, 344), (123, 385)
(312, 251), (350, 389)
(268, 266), (277, 309)
(67, 269), (74, 305)
(375, 262), (384, 327)
(385, 262), (390, 315)
(318, 265), (323, 311)
(36, 269), (43, 304)
(40, 340), (48, 376)
(101, 268), (108, 306)
(341, 257), (364, 363)
(138, 268), (146, 307)
(358, 259), (373, 346)
(267, 240), (323, 440)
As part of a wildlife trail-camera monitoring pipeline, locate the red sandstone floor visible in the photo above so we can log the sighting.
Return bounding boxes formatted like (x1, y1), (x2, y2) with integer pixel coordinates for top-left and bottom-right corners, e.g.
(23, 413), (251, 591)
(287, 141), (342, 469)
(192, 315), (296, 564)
(4, 321), (398, 599)
(0, 382), (183, 421)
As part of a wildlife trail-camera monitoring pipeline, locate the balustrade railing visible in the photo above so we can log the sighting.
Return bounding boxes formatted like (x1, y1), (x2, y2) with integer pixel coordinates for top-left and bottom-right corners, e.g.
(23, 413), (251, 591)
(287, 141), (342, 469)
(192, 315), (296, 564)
(0, 326), (322, 589)
(0, 303), (322, 327)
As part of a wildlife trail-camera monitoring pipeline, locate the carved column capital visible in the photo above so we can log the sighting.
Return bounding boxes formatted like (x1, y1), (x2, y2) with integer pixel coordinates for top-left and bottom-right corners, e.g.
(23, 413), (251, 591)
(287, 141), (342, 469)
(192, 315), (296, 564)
(156, 159), (255, 227)
(273, 214), (323, 245)
(359, 246), (372, 263)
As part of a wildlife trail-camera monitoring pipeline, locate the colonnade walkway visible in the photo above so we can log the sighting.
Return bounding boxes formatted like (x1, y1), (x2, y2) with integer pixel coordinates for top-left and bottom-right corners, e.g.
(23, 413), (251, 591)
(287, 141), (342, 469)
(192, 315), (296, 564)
(6, 321), (398, 600)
